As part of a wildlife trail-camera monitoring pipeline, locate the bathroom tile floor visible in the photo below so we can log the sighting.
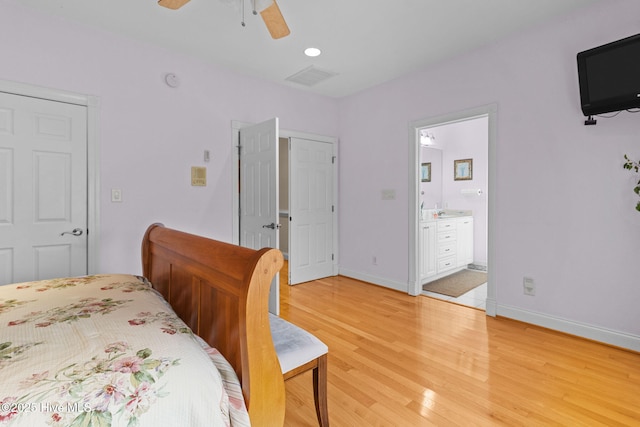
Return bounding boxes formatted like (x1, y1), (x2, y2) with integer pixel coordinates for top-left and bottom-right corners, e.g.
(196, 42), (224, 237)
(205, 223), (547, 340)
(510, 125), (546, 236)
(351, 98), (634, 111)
(422, 281), (487, 310)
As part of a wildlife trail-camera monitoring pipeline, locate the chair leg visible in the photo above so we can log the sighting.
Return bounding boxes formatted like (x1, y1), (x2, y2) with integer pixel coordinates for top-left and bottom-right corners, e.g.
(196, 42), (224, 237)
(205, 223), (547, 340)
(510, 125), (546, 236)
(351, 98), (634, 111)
(313, 354), (329, 427)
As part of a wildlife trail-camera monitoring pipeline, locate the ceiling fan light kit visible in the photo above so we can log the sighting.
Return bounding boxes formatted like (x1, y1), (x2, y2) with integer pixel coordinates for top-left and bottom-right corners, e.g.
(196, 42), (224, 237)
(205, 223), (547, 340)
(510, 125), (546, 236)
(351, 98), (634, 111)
(158, 0), (290, 40)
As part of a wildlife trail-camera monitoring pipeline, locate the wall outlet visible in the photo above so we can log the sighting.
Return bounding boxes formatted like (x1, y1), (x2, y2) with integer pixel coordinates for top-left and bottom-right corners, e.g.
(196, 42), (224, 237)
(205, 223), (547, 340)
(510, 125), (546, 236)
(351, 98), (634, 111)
(381, 189), (396, 200)
(523, 276), (535, 296)
(111, 188), (122, 203)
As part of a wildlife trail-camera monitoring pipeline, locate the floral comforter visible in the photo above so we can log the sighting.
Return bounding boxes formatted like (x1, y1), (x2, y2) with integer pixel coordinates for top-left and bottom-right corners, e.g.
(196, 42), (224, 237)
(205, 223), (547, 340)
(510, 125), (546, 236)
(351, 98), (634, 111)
(0, 274), (251, 427)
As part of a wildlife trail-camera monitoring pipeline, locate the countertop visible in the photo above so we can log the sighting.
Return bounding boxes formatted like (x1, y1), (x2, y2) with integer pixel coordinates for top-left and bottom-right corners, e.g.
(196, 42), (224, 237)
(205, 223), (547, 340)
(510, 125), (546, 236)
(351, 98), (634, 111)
(420, 209), (472, 221)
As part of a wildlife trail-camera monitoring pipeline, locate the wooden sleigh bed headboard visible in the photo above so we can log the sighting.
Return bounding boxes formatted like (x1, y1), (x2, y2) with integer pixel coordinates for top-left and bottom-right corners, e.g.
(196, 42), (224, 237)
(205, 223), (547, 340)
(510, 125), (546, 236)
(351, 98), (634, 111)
(141, 223), (285, 426)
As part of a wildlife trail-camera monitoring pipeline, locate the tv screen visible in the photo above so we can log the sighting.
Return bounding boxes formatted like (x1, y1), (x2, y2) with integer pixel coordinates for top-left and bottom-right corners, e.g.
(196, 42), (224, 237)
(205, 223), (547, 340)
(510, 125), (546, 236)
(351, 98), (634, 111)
(577, 33), (640, 116)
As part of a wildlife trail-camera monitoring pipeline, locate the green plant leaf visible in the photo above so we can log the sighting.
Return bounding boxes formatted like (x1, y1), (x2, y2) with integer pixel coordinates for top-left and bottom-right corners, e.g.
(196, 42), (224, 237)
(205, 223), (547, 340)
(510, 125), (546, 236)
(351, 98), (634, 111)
(70, 410), (112, 427)
(136, 348), (152, 359)
(133, 370), (156, 385)
(623, 155), (640, 213)
(143, 359), (161, 370)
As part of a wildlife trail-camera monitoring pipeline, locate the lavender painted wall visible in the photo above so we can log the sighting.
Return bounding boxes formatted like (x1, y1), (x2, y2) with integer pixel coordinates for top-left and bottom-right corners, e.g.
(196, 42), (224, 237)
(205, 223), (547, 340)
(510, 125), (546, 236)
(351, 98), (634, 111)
(2, 0), (639, 345)
(0, 1), (338, 275)
(338, 1), (640, 339)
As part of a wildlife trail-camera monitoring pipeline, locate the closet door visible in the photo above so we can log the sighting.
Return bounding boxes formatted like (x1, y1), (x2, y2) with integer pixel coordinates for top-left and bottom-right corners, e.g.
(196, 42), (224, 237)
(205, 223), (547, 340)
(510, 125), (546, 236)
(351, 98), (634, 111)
(289, 137), (334, 285)
(0, 91), (87, 285)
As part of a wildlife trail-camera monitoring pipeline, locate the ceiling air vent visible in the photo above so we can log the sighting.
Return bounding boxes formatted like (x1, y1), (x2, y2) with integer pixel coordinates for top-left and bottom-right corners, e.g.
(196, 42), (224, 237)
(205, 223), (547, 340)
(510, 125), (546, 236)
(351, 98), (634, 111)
(285, 66), (338, 87)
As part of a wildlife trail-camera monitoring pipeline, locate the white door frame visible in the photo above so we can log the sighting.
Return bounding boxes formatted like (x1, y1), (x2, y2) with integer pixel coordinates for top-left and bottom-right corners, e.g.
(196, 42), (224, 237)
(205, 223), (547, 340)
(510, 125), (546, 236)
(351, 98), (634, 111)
(0, 79), (101, 275)
(231, 120), (338, 278)
(408, 104), (497, 316)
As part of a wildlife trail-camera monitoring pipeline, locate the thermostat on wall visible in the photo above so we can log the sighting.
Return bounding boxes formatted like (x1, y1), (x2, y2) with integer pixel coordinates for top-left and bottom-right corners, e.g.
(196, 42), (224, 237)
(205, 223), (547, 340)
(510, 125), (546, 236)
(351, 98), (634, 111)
(164, 73), (180, 88)
(191, 166), (206, 186)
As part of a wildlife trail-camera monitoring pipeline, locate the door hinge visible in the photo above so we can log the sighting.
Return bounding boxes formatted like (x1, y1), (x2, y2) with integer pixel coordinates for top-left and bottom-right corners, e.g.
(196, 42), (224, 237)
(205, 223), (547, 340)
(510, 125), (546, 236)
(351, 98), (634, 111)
(332, 156), (336, 164)
(332, 205), (335, 213)
(332, 253), (334, 261)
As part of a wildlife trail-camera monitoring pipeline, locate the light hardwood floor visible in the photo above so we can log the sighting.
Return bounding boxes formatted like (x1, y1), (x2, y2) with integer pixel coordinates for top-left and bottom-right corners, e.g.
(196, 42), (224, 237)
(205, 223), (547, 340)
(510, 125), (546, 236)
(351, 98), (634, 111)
(279, 268), (640, 426)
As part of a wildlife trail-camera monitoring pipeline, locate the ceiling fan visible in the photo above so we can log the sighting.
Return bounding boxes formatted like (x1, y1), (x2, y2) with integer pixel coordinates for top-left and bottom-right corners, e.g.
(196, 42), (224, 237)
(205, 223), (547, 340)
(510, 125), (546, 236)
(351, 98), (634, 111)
(158, 0), (290, 39)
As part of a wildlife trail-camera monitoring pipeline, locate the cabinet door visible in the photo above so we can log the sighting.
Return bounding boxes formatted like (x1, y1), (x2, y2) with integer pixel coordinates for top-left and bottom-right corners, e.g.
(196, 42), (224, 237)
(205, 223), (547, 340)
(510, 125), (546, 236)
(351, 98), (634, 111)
(457, 218), (474, 267)
(420, 222), (437, 280)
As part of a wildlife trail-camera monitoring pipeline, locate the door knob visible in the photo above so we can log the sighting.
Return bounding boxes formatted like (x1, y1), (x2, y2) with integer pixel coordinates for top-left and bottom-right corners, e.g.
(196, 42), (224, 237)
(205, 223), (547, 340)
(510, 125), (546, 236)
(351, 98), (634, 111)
(262, 223), (281, 230)
(60, 228), (84, 236)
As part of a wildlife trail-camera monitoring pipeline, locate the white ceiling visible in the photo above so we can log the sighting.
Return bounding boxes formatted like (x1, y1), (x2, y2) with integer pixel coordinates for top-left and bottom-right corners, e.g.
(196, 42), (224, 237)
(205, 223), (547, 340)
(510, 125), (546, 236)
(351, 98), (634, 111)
(15, 0), (598, 98)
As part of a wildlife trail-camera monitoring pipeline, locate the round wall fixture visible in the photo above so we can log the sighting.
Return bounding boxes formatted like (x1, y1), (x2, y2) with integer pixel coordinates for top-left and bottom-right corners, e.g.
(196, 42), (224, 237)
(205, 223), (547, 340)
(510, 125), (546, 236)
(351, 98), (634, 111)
(164, 73), (180, 88)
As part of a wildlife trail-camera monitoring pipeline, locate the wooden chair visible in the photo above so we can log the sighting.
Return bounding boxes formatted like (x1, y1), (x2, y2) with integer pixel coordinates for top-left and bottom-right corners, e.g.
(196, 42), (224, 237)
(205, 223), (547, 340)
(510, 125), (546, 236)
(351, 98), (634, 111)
(270, 314), (329, 427)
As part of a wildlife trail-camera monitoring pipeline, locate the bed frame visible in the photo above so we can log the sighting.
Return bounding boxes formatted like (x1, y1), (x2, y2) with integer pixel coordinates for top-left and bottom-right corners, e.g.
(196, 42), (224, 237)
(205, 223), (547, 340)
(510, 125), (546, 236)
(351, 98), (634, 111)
(141, 223), (285, 426)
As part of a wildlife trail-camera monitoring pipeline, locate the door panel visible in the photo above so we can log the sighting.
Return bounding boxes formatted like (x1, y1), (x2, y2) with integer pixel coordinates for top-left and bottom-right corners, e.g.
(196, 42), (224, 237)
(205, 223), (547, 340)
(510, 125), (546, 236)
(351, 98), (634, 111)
(0, 92), (87, 285)
(35, 152), (71, 221)
(34, 244), (72, 279)
(0, 249), (12, 284)
(239, 118), (279, 313)
(0, 148), (12, 225)
(289, 138), (334, 285)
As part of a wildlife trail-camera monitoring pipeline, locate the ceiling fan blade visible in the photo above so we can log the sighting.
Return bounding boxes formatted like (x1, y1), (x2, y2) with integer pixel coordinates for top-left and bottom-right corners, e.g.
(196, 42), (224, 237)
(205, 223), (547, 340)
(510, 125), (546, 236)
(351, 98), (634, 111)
(158, 0), (190, 10)
(260, 0), (290, 39)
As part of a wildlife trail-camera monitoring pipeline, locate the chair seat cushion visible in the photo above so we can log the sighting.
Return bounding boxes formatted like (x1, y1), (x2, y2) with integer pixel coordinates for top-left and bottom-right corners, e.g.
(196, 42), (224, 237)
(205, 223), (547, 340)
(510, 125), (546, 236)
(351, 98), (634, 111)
(269, 313), (328, 374)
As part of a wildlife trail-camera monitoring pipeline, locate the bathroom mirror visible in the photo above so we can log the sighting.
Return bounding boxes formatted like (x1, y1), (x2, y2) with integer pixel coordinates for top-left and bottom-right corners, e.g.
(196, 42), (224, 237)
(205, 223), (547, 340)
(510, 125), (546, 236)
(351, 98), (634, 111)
(420, 146), (443, 212)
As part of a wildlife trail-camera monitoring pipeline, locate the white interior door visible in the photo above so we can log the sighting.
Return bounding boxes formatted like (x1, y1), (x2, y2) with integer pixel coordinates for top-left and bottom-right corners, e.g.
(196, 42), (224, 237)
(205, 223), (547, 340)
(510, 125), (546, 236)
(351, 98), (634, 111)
(239, 118), (280, 314)
(289, 138), (334, 285)
(0, 91), (87, 285)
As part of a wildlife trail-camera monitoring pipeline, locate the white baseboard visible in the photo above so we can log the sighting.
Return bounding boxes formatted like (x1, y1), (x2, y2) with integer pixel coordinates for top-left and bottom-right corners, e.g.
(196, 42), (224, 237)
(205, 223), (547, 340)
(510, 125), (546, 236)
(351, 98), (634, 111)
(485, 297), (497, 316)
(336, 268), (640, 352)
(497, 303), (640, 352)
(338, 268), (407, 293)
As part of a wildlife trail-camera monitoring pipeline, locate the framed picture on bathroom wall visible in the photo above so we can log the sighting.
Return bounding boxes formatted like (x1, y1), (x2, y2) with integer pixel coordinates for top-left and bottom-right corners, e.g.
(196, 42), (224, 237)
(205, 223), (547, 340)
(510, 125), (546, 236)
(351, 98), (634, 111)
(454, 159), (473, 181)
(421, 162), (431, 182)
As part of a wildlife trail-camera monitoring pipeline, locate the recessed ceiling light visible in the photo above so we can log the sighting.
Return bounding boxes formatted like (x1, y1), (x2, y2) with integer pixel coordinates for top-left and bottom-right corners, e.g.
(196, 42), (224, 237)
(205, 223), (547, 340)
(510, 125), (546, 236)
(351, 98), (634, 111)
(304, 47), (321, 57)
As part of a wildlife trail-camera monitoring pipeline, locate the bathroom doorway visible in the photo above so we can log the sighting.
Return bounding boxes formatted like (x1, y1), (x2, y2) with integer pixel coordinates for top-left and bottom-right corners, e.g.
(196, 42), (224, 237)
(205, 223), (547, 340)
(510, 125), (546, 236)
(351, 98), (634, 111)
(408, 104), (497, 316)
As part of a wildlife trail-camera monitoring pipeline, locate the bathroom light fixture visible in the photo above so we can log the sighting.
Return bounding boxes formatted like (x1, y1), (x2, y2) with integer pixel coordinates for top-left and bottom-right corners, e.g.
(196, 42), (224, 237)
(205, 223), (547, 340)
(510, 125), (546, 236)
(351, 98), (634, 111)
(304, 47), (322, 57)
(419, 130), (436, 146)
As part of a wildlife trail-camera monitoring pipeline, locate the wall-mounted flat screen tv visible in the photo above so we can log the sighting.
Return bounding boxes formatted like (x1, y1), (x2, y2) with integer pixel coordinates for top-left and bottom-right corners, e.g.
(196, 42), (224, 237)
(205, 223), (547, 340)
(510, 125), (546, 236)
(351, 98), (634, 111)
(577, 33), (640, 116)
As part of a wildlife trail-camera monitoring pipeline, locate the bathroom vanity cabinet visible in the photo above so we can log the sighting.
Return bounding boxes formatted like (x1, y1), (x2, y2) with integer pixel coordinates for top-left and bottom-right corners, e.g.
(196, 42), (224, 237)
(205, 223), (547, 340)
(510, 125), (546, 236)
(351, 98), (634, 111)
(419, 222), (437, 279)
(420, 215), (473, 283)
